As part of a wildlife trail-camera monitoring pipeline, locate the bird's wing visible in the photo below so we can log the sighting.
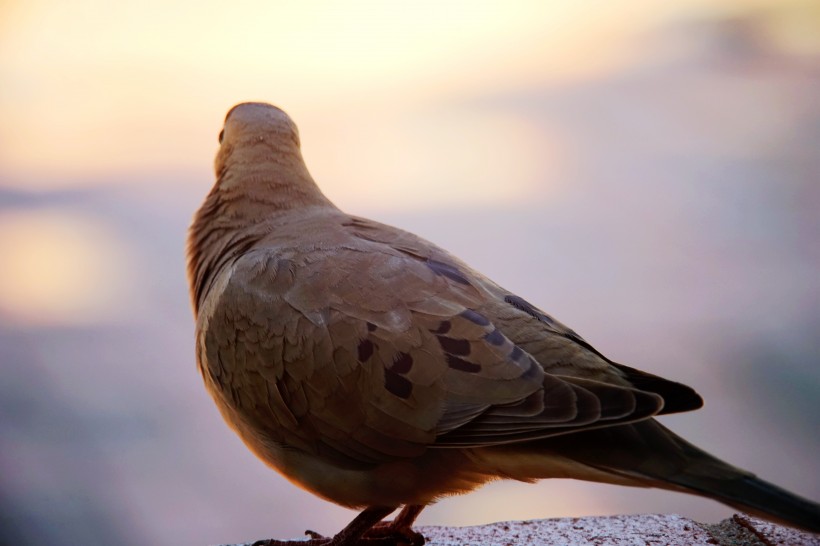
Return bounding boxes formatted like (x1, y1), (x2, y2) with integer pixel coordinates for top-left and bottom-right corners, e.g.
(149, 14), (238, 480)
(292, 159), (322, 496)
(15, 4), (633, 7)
(198, 215), (687, 467)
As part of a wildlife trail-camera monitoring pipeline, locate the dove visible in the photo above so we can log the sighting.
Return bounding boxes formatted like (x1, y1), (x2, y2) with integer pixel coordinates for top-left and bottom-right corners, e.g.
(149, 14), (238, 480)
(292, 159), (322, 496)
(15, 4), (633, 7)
(187, 102), (820, 545)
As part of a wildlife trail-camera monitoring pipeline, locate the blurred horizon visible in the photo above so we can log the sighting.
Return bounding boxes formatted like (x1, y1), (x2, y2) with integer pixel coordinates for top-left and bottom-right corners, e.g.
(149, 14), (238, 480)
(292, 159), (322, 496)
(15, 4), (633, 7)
(3, 0), (817, 191)
(1, 1), (819, 545)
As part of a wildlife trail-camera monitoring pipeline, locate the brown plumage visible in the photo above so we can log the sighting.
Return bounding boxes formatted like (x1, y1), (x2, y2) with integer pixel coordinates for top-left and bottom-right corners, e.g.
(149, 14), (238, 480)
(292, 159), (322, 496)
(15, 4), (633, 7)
(187, 102), (820, 545)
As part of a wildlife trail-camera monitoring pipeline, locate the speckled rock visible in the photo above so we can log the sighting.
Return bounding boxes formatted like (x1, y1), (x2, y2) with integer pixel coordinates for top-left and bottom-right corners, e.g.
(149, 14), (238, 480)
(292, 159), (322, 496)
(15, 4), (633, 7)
(420, 513), (713, 545)
(223, 513), (820, 546)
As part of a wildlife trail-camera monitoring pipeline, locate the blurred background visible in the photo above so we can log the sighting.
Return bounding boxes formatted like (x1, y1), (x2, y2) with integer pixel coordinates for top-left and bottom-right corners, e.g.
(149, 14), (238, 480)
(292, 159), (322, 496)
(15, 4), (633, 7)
(1, 0), (819, 544)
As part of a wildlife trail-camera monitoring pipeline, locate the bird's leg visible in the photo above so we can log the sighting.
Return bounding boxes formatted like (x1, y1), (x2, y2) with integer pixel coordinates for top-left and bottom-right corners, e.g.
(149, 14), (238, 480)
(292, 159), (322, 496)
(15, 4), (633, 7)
(252, 505), (396, 546)
(363, 505), (426, 546)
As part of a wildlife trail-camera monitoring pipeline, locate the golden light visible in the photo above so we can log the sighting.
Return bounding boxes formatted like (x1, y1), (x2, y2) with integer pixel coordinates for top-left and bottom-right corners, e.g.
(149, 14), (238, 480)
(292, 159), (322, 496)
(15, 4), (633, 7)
(304, 106), (563, 211)
(0, 0), (744, 192)
(0, 209), (136, 325)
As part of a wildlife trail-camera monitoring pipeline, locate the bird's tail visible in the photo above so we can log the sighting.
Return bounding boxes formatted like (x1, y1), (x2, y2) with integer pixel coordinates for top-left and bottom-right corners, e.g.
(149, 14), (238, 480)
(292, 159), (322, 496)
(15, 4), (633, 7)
(668, 469), (820, 532)
(535, 420), (820, 533)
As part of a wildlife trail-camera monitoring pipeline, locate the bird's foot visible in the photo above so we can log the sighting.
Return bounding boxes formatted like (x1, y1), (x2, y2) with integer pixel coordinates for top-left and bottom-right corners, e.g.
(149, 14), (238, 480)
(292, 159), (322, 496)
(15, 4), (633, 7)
(251, 535), (329, 546)
(251, 528), (422, 546)
(251, 531), (337, 545)
(362, 521), (425, 546)
(250, 506), (422, 546)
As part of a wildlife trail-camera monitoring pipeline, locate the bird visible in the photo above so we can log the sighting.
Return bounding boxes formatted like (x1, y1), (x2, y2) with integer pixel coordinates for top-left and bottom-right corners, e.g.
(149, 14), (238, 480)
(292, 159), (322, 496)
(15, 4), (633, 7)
(187, 102), (820, 545)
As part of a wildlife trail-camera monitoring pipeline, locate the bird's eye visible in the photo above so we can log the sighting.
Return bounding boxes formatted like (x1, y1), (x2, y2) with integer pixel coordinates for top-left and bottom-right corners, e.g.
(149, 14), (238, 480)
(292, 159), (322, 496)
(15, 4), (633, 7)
(218, 129), (224, 144)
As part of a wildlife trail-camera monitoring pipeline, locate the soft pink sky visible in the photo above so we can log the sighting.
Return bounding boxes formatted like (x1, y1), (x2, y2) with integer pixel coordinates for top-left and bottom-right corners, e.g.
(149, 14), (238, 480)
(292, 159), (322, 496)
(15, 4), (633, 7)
(0, 0), (798, 192)
(2, 0), (812, 325)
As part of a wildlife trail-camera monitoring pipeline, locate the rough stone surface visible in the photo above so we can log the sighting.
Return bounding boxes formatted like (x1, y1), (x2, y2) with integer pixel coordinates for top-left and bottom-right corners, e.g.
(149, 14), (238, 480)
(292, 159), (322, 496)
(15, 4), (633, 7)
(728, 514), (820, 546)
(419, 514), (714, 546)
(223, 513), (820, 546)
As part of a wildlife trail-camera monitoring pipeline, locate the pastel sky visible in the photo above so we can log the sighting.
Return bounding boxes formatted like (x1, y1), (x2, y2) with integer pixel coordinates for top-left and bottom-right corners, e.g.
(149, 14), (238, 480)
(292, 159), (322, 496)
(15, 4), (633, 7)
(0, 0), (789, 191)
(0, 0), (814, 323)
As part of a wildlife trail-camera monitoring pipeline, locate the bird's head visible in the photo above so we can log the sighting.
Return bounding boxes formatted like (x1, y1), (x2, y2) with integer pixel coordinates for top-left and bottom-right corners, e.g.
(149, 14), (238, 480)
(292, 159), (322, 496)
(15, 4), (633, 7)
(214, 102), (305, 181)
(219, 102), (300, 148)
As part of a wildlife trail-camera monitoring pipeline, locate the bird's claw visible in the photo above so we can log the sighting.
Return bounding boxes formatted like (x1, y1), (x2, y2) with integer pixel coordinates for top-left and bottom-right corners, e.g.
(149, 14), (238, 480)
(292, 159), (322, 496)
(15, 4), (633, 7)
(363, 524), (425, 546)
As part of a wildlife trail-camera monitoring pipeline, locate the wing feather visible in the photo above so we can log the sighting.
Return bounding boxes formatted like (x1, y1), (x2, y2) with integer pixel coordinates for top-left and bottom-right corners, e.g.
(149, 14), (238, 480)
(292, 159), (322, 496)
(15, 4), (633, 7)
(199, 215), (686, 468)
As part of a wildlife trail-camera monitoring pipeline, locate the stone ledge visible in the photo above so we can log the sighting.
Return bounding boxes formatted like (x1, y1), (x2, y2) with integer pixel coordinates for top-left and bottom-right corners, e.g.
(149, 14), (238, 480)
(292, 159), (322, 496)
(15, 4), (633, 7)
(224, 514), (820, 546)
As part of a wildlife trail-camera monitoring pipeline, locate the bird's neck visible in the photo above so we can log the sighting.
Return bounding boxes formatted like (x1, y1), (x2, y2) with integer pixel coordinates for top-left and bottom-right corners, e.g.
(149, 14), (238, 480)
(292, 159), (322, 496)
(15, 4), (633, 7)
(186, 149), (335, 314)
(217, 140), (332, 214)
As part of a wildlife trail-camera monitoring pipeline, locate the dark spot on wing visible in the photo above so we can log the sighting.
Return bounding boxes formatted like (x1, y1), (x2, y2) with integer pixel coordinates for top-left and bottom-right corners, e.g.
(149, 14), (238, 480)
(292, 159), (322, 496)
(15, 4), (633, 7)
(520, 356), (541, 380)
(504, 294), (609, 360)
(358, 339), (374, 362)
(384, 369), (412, 399)
(446, 354), (482, 373)
(437, 336), (471, 356)
(509, 345), (524, 362)
(426, 259), (471, 286)
(391, 352), (413, 374)
(431, 321), (451, 335)
(504, 294), (554, 325)
(366, 322), (377, 332)
(560, 329), (609, 361)
(460, 309), (490, 326)
(483, 328), (505, 346)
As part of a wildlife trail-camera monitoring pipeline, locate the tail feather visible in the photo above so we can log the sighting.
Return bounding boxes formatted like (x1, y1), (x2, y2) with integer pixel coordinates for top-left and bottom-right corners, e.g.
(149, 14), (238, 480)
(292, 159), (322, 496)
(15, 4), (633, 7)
(670, 471), (820, 532)
(535, 420), (820, 533)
